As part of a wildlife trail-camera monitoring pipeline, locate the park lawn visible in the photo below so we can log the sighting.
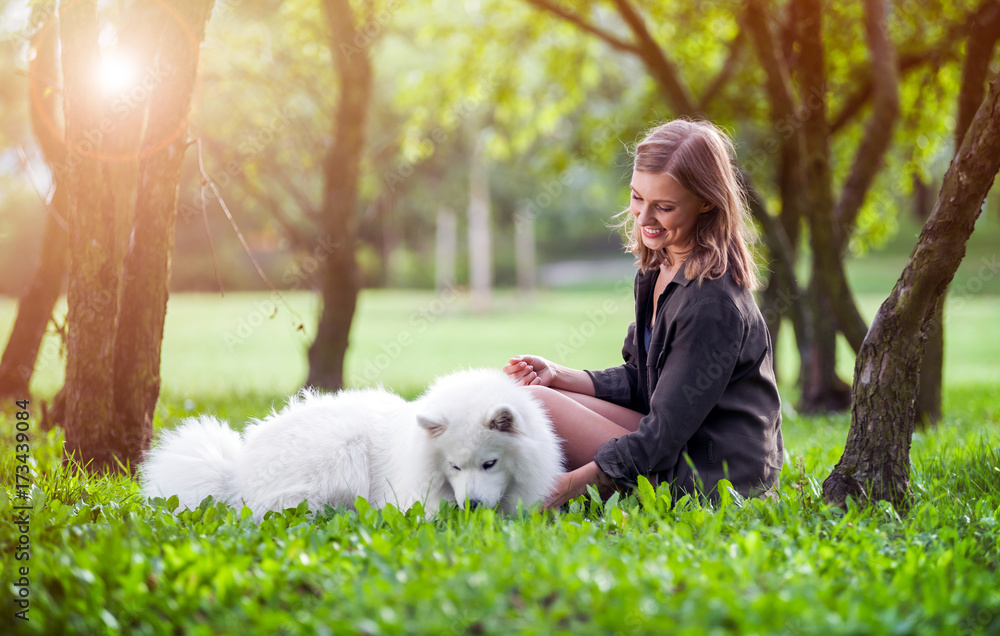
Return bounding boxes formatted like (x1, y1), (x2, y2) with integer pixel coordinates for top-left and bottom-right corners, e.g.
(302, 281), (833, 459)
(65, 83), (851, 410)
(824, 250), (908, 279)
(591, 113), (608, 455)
(1, 279), (999, 633)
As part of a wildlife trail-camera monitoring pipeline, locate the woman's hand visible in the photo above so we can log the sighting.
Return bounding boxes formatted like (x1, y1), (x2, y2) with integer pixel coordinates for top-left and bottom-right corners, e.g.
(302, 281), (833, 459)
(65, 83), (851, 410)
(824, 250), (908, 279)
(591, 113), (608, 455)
(543, 471), (589, 509)
(543, 462), (616, 509)
(503, 355), (557, 387)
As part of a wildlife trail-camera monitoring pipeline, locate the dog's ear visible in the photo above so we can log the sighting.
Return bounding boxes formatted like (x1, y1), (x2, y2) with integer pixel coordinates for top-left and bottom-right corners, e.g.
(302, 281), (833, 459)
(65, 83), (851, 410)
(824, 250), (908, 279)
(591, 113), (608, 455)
(417, 414), (447, 438)
(487, 406), (516, 434)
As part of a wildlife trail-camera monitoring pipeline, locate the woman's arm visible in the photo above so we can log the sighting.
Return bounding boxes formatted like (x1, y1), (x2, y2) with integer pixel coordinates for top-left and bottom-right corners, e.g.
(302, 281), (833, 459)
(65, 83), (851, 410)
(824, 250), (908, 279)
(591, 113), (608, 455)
(504, 355), (596, 396)
(506, 318), (642, 407)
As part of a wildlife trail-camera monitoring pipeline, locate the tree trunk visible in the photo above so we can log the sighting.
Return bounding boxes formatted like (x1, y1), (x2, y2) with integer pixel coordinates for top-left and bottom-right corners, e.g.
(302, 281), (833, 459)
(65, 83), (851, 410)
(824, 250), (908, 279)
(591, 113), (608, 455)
(515, 205), (536, 296)
(0, 186), (68, 400)
(112, 0), (215, 471)
(911, 174), (933, 222)
(915, 296), (944, 427)
(794, 0), (853, 412)
(103, 0), (165, 285)
(747, 0), (874, 408)
(744, 1), (810, 386)
(436, 206), (457, 291)
(810, 0), (898, 359)
(381, 195), (399, 287)
(745, 177), (811, 387)
(823, 71), (1000, 509)
(802, 277), (851, 412)
(913, 174), (942, 426)
(60, 0), (121, 470)
(307, 0), (374, 391)
(468, 134), (492, 311)
(0, 6), (68, 401)
(774, 140), (809, 387)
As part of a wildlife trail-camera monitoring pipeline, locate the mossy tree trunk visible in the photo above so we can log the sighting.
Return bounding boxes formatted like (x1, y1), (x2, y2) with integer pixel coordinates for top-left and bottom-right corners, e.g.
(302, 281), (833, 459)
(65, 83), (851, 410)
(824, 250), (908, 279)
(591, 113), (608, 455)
(823, 71), (1000, 509)
(307, 0), (374, 391)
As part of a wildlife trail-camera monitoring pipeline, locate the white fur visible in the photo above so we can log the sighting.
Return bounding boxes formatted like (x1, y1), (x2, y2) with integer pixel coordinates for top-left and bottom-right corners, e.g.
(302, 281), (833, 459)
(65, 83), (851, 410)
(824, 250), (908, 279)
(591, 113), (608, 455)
(140, 369), (563, 519)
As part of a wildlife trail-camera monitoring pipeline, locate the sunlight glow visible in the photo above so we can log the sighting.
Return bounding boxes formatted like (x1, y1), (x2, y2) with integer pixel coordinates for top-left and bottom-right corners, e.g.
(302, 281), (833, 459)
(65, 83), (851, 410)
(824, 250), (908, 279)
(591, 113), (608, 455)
(99, 53), (136, 95)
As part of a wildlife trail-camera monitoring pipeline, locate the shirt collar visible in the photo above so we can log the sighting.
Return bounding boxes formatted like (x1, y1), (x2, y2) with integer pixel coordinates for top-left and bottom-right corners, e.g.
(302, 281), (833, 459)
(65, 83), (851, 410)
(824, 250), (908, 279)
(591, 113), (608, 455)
(671, 265), (694, 287)
(637, 263), (694, 293)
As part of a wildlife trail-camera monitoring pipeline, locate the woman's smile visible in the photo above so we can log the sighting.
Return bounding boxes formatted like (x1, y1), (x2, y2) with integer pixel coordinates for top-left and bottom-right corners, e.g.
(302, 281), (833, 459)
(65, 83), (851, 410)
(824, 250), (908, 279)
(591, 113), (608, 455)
(630, 171), (711, 258)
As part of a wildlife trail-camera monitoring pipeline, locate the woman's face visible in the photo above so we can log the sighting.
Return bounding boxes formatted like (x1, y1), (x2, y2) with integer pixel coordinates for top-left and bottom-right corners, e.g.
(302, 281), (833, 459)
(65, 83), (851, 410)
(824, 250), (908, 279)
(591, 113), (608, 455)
(630, 171), (712, 262)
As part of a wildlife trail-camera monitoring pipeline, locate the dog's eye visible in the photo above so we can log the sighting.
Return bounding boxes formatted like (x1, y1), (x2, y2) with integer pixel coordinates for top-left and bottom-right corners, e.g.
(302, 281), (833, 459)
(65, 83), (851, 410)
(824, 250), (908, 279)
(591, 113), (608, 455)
(451, 464), (461, 472)
(482, 460), (497, 471)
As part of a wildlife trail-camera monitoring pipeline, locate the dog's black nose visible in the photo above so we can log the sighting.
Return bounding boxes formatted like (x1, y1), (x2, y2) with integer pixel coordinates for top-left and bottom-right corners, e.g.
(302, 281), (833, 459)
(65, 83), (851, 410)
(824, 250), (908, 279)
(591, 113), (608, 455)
(467, 499), (482, 509)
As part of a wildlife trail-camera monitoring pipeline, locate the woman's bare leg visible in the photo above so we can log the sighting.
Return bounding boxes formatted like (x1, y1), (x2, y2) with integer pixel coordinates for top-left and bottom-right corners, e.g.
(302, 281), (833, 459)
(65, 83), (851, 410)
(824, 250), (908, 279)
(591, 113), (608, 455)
(525, 386), (644, 470)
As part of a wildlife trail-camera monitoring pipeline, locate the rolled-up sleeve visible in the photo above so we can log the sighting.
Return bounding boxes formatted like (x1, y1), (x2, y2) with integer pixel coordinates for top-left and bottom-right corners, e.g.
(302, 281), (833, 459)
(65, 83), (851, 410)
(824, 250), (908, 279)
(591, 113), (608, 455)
(595, 298), (746, 489)
(585, 322), (640, 410)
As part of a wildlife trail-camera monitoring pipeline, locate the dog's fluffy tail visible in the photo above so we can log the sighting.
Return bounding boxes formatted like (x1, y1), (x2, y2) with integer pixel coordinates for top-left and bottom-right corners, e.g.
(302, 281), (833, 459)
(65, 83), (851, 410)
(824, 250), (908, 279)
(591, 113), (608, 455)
(140, 415), (243, 511)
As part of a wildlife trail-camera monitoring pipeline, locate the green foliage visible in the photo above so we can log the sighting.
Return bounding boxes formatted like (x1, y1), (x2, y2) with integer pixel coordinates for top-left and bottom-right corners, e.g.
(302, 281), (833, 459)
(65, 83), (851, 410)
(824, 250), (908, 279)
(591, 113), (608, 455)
(1, 400), (999, 634)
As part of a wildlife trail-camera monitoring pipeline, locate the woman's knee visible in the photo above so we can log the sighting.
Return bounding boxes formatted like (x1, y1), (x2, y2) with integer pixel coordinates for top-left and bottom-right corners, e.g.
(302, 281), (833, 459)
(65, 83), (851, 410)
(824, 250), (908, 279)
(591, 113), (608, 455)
(524, 385), (580, 414)
(523, 384), (559, 404)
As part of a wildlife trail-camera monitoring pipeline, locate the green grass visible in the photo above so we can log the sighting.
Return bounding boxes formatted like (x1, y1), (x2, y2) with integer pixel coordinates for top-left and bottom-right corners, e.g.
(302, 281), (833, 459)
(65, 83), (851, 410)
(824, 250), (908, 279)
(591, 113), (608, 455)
(1, 404), (998, 635)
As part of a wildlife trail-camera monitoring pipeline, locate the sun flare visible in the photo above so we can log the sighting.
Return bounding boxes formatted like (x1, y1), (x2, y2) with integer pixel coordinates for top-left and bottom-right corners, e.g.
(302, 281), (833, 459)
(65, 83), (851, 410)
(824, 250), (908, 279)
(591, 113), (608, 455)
(99, 52), (136, 95)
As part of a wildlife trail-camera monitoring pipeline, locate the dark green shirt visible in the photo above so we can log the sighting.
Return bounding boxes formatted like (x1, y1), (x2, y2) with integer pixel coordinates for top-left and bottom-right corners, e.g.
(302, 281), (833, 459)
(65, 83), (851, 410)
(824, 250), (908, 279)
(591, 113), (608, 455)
(587, 266), (783, 500)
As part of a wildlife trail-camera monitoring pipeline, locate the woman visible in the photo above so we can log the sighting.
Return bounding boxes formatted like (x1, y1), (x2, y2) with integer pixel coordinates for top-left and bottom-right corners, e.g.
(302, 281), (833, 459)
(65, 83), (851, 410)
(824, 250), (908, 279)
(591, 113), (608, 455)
(505, 119), (783, 508)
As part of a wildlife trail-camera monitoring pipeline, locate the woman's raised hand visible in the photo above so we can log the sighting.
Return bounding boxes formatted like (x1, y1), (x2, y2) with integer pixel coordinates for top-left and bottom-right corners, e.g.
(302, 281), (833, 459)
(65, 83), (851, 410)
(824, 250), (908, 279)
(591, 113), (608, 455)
(504, 355), (556, 387)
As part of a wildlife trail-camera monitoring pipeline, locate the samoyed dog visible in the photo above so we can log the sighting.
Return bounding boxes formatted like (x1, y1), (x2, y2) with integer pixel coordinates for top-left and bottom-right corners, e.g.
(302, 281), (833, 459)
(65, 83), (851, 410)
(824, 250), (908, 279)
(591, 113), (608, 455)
(140, 368), (563, 519)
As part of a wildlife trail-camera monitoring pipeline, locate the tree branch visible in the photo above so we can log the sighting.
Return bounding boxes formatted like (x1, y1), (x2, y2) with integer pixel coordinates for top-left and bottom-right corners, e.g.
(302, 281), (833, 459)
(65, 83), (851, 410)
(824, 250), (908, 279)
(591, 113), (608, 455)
(698, 28), (746, 111)
(743, 0), (811, 357)
(833, 0), (901, 243)
(829, 7), (977, 134)
(829, 49), (954, 134)
(522, 0), (641, 55)
(745, 0), (797, 120)
(611, 0), (699, 115)
(955, 0), (1000, 148)
(196, 139), (303, 327)
(198, 135), (316, 252)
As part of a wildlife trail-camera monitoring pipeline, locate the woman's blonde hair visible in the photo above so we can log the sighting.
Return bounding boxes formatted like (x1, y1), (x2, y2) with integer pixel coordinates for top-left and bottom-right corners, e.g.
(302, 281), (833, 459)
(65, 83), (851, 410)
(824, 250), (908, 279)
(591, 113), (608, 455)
(618, 118), (759, 290)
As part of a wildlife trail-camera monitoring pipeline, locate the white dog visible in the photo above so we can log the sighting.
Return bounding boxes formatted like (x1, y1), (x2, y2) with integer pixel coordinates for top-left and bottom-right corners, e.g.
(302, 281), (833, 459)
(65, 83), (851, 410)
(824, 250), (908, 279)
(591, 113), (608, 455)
(140, 368), (563, 519)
